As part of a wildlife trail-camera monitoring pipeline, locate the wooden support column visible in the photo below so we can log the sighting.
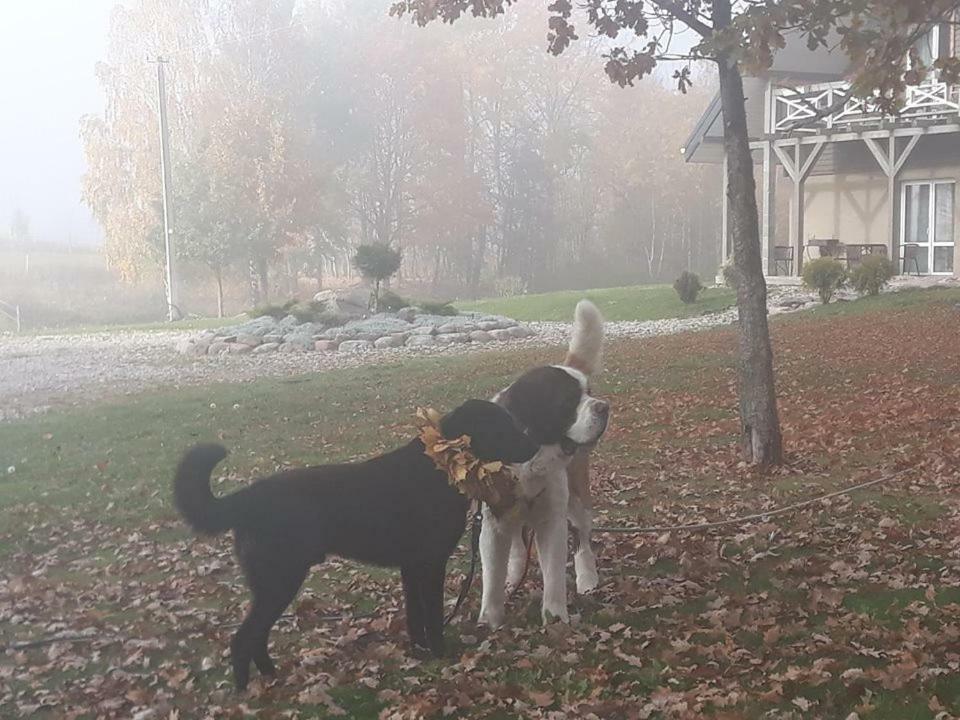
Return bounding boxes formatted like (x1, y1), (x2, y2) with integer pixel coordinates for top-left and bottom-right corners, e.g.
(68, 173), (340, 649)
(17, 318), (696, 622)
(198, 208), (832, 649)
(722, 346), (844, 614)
(761, 141), (776, 275)
(773, 138), (825, 275)
(864, 133), (921, 265)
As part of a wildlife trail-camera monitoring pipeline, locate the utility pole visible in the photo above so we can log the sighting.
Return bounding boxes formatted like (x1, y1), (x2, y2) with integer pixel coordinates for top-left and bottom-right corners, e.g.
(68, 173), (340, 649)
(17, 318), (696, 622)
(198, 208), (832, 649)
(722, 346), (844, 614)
(154, 55), (179, 321)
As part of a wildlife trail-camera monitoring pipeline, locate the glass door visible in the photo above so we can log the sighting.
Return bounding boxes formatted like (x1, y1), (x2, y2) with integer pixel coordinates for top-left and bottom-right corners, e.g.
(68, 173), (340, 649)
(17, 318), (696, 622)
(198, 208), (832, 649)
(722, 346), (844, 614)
(901, 181), (955, 274)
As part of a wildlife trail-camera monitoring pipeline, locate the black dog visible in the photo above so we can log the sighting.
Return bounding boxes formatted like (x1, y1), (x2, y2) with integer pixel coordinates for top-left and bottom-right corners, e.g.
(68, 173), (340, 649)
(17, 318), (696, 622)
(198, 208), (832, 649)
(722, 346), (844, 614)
(173, 399), (537, 691)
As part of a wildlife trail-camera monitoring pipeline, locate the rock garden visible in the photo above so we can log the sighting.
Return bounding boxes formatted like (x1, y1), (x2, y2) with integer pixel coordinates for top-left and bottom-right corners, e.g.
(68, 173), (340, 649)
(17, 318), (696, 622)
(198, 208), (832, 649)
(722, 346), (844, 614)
(176, 287), (535, 358)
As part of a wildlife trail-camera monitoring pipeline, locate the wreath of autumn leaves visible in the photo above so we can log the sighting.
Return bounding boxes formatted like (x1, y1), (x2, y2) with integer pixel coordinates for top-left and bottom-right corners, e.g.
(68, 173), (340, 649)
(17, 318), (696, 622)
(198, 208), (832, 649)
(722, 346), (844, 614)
(416, 407), (519, 517)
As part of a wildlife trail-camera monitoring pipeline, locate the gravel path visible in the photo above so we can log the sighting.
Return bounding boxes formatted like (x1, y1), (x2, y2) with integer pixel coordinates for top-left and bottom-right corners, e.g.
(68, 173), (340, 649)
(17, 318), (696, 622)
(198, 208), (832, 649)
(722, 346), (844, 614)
(0, 308), (746, 422)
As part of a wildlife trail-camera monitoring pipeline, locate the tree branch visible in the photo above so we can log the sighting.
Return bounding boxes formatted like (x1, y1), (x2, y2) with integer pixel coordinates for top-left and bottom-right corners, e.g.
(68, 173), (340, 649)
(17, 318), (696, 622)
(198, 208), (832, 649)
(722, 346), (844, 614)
(648, 0), (713, 37)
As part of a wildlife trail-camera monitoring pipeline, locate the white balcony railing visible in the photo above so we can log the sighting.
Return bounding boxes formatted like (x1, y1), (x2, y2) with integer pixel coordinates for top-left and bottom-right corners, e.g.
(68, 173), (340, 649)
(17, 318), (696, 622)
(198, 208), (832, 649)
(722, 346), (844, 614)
(772, 80), (960, 134)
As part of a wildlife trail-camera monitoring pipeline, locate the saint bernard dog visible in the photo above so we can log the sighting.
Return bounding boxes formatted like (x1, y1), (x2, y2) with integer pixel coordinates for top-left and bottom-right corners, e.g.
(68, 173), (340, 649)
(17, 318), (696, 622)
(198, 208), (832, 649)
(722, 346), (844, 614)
(479, 299), (608, 627)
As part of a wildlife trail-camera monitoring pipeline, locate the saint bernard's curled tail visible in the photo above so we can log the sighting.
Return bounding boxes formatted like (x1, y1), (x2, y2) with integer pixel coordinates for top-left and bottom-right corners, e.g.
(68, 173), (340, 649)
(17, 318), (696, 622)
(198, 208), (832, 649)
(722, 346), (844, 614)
(564, 299), (604, 377)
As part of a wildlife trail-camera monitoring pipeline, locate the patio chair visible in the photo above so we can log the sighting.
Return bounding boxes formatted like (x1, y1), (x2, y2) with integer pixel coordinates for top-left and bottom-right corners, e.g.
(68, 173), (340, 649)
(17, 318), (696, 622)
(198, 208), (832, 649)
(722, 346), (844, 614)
(900, 243), (922, 275)
(842, 244), (865, 269)
(773, 245), (794, 275)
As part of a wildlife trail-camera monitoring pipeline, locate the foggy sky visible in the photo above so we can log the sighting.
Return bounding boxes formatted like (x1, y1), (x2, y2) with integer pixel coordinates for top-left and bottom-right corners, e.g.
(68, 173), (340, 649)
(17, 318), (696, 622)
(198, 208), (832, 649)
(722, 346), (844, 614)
(0, 0), (115, 246)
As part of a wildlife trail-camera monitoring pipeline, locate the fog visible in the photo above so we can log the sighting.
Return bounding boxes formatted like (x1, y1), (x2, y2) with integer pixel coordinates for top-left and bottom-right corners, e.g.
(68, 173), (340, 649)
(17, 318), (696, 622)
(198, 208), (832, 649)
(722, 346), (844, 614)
(0, 0), (115, 247)
(0, 0), (720, 328)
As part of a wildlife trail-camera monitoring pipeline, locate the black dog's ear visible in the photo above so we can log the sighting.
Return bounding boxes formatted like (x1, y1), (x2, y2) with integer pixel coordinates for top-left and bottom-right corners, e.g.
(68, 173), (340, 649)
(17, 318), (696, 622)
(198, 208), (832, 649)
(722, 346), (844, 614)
(441, 400), (538, 464)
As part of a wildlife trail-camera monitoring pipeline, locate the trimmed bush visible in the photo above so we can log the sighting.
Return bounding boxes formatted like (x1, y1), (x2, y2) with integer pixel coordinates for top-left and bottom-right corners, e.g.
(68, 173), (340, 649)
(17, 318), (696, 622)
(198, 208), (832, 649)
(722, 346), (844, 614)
(288, 300), (326, 323)
(802, 257), (846, 304)
(850, 255), (894, 297)
(251, 299), (296, 320)
(352, 243), (402, 312)
(673, 271), (703, 304)
(419, 300), (458, 316)
(378, 290), (409, 312)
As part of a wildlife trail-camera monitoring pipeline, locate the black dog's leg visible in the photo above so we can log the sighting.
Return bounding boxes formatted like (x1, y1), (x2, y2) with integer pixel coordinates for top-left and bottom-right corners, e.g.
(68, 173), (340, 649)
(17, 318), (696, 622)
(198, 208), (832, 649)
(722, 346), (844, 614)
(420, 559), (448, 656)
(233, 555), (307, 691)
(401, 566), (428, 650)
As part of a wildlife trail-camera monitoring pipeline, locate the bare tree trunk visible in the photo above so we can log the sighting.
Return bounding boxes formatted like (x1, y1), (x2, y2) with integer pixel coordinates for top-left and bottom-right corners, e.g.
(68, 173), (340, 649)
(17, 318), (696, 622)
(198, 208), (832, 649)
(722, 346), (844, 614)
(717, 53), (784, 467)
(214, 268), (224, 318)
(248, 258), (261, 307)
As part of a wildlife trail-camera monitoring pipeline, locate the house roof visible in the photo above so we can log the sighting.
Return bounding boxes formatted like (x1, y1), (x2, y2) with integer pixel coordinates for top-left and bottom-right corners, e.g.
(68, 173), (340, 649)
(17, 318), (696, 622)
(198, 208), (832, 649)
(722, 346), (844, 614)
(681, 91), (721, 164)
(682, 30), (852, 164)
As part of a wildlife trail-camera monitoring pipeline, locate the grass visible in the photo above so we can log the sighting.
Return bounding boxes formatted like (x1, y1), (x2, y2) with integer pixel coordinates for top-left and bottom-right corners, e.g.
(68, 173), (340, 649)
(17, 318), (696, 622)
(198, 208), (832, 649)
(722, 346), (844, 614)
(457, 283), (736, 322)
(3, 286), (960, 718)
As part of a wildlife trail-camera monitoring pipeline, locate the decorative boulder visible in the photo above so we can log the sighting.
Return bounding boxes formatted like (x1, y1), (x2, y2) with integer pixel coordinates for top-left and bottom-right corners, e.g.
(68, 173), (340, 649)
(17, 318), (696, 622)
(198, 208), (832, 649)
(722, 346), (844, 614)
(374, 334), (407, 349)
(436, 333), (470, 345)
(235, 334), (263, 348)
(396, 307), (417, 322)
(406, 335), (436, 348)
(207, 341), (232, 356)
(313, 286), (371, 320)
(314, 340), (339, 352)
(252, 342), (280, 355)
(469, 330), (494, 343)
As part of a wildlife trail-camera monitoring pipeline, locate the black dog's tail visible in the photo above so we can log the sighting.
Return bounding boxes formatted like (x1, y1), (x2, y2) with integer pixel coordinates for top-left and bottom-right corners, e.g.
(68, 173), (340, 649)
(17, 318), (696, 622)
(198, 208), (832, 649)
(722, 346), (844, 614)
(173, 443), (234, 535)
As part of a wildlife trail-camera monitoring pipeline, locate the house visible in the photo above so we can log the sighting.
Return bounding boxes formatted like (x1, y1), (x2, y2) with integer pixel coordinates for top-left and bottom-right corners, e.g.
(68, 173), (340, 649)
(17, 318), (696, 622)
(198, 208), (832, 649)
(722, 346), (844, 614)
(682, 18), (960, 279)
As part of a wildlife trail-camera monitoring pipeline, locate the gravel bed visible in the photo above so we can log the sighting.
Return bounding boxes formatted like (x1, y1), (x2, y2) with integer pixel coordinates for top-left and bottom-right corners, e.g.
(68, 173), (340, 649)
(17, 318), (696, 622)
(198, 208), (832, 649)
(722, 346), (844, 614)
(0, 306), (752, 423)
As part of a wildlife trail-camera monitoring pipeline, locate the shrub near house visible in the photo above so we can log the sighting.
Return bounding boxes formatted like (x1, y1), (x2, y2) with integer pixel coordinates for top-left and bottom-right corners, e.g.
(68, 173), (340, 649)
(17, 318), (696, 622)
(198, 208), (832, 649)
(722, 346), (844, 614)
(802, 258), (846, 304)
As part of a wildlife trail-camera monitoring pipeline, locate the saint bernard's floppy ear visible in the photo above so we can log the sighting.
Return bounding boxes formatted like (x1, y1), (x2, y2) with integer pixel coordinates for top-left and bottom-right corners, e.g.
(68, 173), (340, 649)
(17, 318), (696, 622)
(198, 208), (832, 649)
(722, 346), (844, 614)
(441, 400), (538, 464)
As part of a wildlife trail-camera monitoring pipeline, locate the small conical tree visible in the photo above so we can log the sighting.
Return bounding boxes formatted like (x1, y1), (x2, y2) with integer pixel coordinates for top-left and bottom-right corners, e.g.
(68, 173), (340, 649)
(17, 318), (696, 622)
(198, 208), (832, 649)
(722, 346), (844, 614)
(352, 243), (402, 312)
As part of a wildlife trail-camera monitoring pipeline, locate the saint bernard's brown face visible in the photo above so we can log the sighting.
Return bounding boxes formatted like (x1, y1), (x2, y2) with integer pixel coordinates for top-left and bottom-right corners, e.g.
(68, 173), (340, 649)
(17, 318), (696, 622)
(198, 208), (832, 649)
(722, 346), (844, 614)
(495, 365), (609, 450)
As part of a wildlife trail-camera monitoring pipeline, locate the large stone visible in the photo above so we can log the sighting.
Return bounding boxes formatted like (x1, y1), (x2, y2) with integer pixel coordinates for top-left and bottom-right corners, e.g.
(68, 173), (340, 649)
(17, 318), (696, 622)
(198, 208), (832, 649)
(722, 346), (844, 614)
(396, 307), (417, 322)
(507, 325), (532, 339)
(252, 342), (280, 355)
(469, 330), (494, 343)
(278, 342), (306, 354)
(235, 334), (263, 348)
(436, 332), (470, 345)
(175, 338), (197, 355)
(338, 316), (415, 338)
(408, 325), (435, 336)
(374, 334), (407, 349)
(314, 340), (340, 352)
(313, 286), (371, 320)
(207, 341), (232, 355)
(489, 329), (513, 341)
(339, 340), (374, 353)
(228, 343), (253, 355)
(406, 335), (437, 348)
(437, 321), (477, 335)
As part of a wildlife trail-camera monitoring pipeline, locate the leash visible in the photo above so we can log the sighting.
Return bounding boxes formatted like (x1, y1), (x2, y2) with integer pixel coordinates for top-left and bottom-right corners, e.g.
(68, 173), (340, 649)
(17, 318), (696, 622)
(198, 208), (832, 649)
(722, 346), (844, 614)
(444, 503), (483, 626)
(592, 473), (900, 534)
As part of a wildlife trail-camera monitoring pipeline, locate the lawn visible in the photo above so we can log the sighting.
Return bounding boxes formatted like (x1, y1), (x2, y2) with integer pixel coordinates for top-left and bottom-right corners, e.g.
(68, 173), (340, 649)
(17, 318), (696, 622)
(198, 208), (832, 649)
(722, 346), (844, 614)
(458, 284), (736, 322)
(3, 288), (960, 719)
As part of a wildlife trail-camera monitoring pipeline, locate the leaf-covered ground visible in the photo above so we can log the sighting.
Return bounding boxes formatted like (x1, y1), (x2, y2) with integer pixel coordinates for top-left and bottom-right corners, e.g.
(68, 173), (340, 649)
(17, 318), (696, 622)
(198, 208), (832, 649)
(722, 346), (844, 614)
(2, 288), (960, 719)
